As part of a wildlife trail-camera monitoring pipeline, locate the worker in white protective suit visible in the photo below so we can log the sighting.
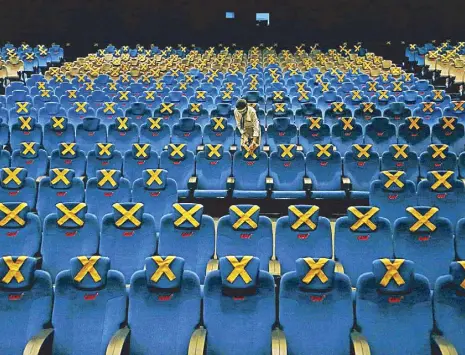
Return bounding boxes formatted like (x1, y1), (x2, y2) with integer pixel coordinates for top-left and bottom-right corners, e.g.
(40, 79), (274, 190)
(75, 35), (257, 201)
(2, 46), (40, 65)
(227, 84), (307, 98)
(234, 98), (261, 150)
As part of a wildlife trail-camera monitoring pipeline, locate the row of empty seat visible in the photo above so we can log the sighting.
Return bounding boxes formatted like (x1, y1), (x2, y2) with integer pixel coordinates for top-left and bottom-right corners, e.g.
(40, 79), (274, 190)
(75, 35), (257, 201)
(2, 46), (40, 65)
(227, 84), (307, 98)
(2, 253), (465, 354)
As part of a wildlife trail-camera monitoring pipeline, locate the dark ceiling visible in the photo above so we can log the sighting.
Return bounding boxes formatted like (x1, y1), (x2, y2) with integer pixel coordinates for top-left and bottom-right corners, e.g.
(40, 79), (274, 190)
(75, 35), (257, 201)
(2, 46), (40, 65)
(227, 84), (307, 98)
(1, 0), (463, 57)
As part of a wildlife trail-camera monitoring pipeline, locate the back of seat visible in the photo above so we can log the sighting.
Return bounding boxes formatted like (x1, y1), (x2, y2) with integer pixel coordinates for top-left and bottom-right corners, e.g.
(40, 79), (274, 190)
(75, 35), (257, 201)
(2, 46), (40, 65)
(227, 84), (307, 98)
(86, 143), (123, 179)
(0, 167), (37, 208)
(159, 143), (195, 198)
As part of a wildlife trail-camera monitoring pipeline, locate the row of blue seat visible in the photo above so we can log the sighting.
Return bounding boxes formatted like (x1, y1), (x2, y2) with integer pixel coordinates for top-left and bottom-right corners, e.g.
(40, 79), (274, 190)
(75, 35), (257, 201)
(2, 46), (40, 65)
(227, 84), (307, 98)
(2, 142), (465, 203)
(2, 253), (464, 354)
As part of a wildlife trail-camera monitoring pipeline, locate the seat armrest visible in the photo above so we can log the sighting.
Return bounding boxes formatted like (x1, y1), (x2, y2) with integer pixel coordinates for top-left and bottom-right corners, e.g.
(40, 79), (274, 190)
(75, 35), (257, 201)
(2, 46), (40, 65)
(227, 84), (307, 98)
(263, 145), (270, 153)
(106, 327), (130, 355)
(461, 178), (465, 186)
(227, 176), (235, 190)
(197, 145), (204, 152)
(36, 176), (46, 183)
(188, 176), (198, 189)
(188, 326), (207, 355)
(266, 177), (274, 191)
(229, 145), (237, 154)
(271, 328), (287, 355)
(303, 177), (312, 191)
(342, 176), (352, 191)
(335, 261), (345, 274)
(432, 335), (458, 355)
(206, 258), (219, 273)
(350, 330), (370, 355)
(296, 145), (303, 152)
(269, 259), (281, 277)
(24, 328), (54, 355)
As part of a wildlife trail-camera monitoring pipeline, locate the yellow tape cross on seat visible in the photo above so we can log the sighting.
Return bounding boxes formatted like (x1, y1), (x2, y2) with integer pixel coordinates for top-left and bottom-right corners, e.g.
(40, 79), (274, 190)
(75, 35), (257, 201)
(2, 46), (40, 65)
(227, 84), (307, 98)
(74, 256), (102, 282)
(226, 256), (253, 284)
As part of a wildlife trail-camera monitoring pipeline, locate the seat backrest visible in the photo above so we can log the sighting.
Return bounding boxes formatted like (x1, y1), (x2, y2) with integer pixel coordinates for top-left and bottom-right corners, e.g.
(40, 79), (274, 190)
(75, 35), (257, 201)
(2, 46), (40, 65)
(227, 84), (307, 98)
(398, 116), (431, 154)
(139, 117), (171, 153)
(129, 256), (201, 354)
(76, 117), (107, 154)
(434, 261), (465, 354)
(0, 256), (52, 354)
(232, 146), (268, 191)
(369, 170), (417, 224)
(275, 205), (332, 274)
(37, 168), (85, 221)
(0, 167), (37, 208)
(41, 202), (99, 281)
(10, 117), (42, 151)
(432, 116), (465, 154)
(394, 206), (454, 286)
(335, 206), (393, 285)
(100, 203), (157, 282)
(216, 205), (273, 270)
(43, 116), (76, 154)
(171, 117), (202, 152)
(343, 144), (380, 191)
(298, 117), (331, 152)
(0, 202), (41, 257)
(266, 118), (297, 151)
(122, 143), (159, 183)
(381, 144), (419, 182)
(269, 144), (305, 191)
(204, 256), (275, 355)
(306, 144), (342, 191)
(107, 117), (139, 152)
(11, 142), (48, 179)
(50, 142), (87, 177)
(195, 144), (232, 191)
(353, 102), (382, 127)
(280, 258), (353, 354)
(331, 117), (363, 154)
(419, 144), (457, 177)
(159, 143), (195, 192)
(159, 203), (215, 283)
(67, 101), (95, 125)
(356, 259), (432, 354)
(413, 101), (443, 125)
(53, 256), (126, 354)
(203, 117), (235, 149)
(86, 169), (131, 223)
(384, 102), (412, 127)
(417, 170), (465, 226)
(364, 116), (397, 154)
(86, 143), (123, 179)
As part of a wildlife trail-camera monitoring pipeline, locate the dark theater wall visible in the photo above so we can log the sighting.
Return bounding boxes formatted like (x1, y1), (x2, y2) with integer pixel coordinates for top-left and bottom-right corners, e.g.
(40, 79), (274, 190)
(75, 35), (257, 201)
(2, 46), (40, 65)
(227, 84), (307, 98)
(1, 0), (465, 56)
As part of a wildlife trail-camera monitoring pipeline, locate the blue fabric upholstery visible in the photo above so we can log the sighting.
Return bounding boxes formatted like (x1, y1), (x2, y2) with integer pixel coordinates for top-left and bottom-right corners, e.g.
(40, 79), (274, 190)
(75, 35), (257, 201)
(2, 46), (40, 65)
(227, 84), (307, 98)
(203, 117), (235, 150)
(37, 168), (85, 222)
(356, 259), (432, 355)
(364, 116), (398, 154)
(443, 100), (465, 122)
(41, 203), (99, 281)
(0, 256), (52, 355)
(125, 102), (152, 127)
(266, 118), (298, 152)
(0, 202), (41, 257)
(50, 142), (87, 177)
(87, 90), (111, 111)
(182, 103), (210, 127)
(331, 117), (363, 155)
(298, 117), (331, 153)
(0, 167), (37, 208)
(153, 102), (181, 128)
(216, 206), (273, 270)
(432, 116), (465, 154)
(425, 89), (451, 110)
(86, 169), (131, 224)
(75, 117), (107, 154)
(96, 102), (125, 125)
(132, 169), (178, 231)
(398, 117), (431, 155)
(123, 143), (159, 184)
(11, 142), (48, 179)
(269, 144), (307, 199)
(369, 171), (417, 224)
(128, 257), (201, 355)
(384, 103), (412, 127)
(139, 117), (171, 153)
(0, 149), (10, 169)
(294, 102), (323, 127)
(203, 256), (275, 355)
(52, 256), (126, 354)
(394, 206), (454, 286)
(42, 116), (75, 155)
(107, 117), (139, 152)
(100, 203), (157, 282)
(343, 144), (380, 198)
(67, 102), (95, 126)
(194, 145), (232, 198)
(413, 102), (443, 126)
(417, 171), (465, 226)
(37, 102), (67, 126)
(419, 144), (458, 177)
(353, 102), (382, 127)
(323, 100), (352, 127)
(160, 144), (195, 198)
(159, 204), (215, 283)
(86, 143), (123, 179)
(335, 206), (393, 285)
(276, 206), (332, 274)
(171, 117), (202, 152)
(232, 147), (268, 199)
(279, 258), (353, 354)
(306, 144), (345, 199)
(434, 262), (465, 354)
(10, 117), (42, 151)
(381, 144), (419, 182)
(457, 219), (465, 259)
